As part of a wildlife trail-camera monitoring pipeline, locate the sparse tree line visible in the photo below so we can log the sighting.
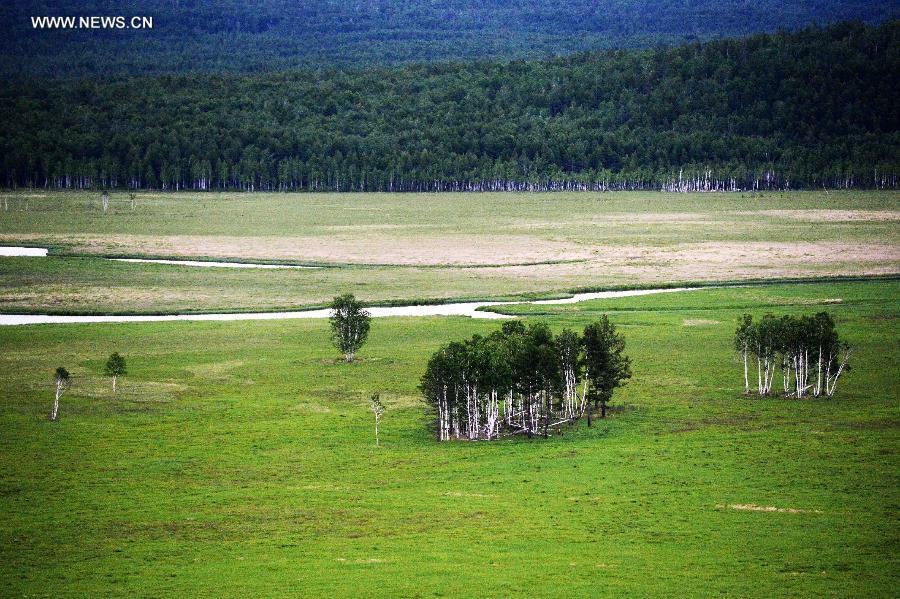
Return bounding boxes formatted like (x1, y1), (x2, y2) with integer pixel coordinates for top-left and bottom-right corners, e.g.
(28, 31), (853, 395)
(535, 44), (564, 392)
(2, 21), (897, 193)
(420, 317), (631, 441)
(44, 300), (857, 443)
(11, 165), (890, 194)
(48, 352), (126, 421)
(734, 312), (851, 399)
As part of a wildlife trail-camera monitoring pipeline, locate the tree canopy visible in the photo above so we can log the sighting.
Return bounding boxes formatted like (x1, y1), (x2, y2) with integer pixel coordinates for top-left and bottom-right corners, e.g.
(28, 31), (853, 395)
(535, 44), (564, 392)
(421, 319), (631, 441)
(1, 1), (894, 79)
(329, 294), (371, 363)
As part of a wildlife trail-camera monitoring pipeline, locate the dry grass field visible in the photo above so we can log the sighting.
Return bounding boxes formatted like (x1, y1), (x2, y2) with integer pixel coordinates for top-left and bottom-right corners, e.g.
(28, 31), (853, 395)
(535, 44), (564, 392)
(0, 190), (897, 314)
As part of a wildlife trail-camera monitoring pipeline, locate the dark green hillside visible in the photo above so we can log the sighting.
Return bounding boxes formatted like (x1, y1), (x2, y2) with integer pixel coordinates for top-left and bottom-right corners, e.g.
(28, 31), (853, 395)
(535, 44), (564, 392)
(1, 22), (898, 191)
(1, 0), (895, 78)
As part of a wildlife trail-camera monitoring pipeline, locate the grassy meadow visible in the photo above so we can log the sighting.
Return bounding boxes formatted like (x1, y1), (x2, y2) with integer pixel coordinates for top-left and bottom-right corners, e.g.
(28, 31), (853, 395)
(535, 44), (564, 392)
(0, 190), (898, 313)
(1, 281), (897, 597)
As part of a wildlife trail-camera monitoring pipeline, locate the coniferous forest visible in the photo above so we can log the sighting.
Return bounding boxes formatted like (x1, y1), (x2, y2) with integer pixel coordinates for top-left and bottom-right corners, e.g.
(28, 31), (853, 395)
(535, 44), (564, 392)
(1, 21), (898, 192)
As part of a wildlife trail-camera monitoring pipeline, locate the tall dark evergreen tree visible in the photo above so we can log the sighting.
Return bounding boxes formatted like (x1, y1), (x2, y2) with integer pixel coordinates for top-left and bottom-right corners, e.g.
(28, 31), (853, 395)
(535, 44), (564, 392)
(582, 317), (632, 420)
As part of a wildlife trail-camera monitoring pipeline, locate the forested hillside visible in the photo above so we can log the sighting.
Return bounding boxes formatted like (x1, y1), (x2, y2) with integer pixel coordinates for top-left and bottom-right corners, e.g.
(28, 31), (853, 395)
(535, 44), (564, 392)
(1, 0), (895, 78)
(2, 21), (898, 192)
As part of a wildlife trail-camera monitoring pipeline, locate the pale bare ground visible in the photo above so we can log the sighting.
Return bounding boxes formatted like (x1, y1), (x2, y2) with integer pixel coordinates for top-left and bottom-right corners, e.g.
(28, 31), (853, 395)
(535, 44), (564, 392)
(3, 232), (898, 271)
(717, 503), (823, 514)
(497, 208), (900, 231)
(729, 209), (900, 222)
(0, 233), (595, 265)
(490, 242), (900, 280)
(323, 224), (444, 231)
(500, 212), (720, 228)
(442, 491), (498, 499)
(184, 360), (246, 378)
(683, 319), (719, 326)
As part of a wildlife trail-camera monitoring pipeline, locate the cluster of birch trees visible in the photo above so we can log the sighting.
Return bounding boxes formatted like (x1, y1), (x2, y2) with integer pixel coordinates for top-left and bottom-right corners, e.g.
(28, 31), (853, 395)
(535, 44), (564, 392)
(421, 318), (631, 441)
(734, 312), (851, 399)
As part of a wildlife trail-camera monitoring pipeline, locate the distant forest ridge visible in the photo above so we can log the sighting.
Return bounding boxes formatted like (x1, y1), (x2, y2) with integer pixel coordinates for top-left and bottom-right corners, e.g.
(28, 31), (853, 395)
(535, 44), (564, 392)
(1, 21), (898, 192)
(1, 0), (897, 78)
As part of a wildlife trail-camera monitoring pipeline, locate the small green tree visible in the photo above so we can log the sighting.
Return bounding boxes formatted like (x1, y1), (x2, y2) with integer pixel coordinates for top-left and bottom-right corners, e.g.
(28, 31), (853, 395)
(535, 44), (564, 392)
(329, 294), (371, 362)
(50, 367), (70, 421)
(582, 316), (631, 422)
(370, 393), (385, 446)
(104, 352), (127, 393)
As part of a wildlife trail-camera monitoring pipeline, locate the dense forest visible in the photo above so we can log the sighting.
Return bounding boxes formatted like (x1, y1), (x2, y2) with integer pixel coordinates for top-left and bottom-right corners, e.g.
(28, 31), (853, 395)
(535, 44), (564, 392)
(1, 21), (898, 192)
(1, 0), (895, 78)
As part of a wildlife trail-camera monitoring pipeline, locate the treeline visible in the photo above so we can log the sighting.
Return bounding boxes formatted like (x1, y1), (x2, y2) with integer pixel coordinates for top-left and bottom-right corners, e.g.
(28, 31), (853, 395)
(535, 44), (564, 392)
(734, 312), (851, 399)
(2, 1), (895, 78)
(1, 21), (898, 192)
(420, 318), (631, 441)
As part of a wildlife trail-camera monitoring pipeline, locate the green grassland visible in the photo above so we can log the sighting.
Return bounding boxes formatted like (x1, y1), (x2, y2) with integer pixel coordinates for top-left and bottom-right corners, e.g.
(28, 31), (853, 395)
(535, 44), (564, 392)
(2, 190), (898, 243)
(1, 281), (897, 597)
(0, 190), (898, 314)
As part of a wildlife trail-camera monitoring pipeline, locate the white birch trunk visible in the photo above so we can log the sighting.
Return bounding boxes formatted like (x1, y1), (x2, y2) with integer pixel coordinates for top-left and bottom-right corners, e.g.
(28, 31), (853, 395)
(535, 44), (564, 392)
(743, 351), (749, 395)
(50, 380), (62, 421)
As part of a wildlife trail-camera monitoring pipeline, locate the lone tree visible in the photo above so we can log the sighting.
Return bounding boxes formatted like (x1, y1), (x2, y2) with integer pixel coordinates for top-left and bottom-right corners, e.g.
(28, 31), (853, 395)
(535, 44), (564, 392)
(101, 190), (110, 213)
(50, 367), (70, 421)
(104, 352), (127, 393)
(329, 294), (371, 362)
(370, 393), (385, 446)
(582, 316), (632, 422)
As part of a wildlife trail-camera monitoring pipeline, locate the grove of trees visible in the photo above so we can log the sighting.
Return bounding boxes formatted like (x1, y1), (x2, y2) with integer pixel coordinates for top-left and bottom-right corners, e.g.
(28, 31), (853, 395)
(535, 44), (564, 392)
(734, 312), (851, 399)
(420, 317), (631, 441)
(1, 21), (897, 193)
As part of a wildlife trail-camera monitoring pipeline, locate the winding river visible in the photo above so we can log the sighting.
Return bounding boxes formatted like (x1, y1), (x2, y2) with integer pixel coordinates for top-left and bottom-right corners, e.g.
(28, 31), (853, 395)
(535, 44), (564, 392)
(0, 247), (699, 325)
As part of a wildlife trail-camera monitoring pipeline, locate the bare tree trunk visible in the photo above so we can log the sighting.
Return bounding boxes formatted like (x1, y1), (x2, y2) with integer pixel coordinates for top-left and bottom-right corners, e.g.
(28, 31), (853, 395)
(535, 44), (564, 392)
(826, 350), (851, 397)
(757, 353), (763, 396)
(743, 351), (749, 395)
(815, 347), (823, 397)
(50, 381), (62, 421)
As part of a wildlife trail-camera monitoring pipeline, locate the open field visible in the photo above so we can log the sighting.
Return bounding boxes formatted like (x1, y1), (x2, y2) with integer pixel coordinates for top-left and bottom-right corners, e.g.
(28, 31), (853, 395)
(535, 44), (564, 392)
(1, 281), (897, 597)
(0, 190), (898, 314)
